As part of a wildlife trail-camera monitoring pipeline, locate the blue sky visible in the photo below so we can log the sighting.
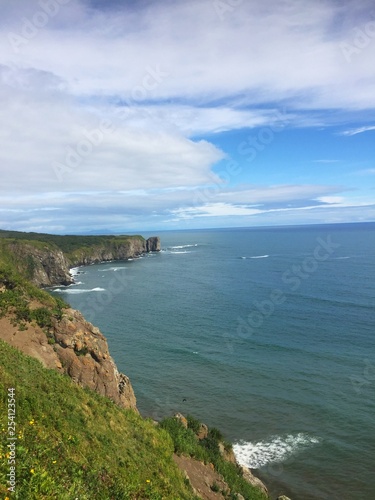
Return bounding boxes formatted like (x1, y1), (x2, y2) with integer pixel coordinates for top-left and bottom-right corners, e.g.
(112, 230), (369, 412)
(0, 0), (374, 233)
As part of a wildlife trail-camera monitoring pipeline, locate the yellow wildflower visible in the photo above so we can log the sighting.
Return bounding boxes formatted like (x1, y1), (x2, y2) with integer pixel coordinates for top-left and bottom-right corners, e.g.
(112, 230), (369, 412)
(52, 460), (57, 464)
(29, 420), (35, 425)
(146, 479), (150, 483)
(30, 469), (35, 474)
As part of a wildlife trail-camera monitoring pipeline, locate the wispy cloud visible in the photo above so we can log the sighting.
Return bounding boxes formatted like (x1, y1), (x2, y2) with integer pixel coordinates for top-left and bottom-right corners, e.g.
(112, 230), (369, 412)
(340, 125), (375, 136)
(355, 168), (375, 175)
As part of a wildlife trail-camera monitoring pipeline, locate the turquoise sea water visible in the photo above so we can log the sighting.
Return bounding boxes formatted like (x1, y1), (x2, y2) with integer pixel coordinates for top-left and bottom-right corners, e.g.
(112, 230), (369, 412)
(52, 223), (375, 499)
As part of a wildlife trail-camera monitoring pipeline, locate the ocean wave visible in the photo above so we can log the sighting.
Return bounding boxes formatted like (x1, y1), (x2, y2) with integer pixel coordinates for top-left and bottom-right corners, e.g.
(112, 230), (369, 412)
(169, 244), (198, 249)
(240, 255), (269, 260)
(101, 266), (128, 272)
(233, 433), (320, 469)
(69, 267), (82, 276)
(53, 287), (106, 294)
(334, 256), (351, 260)
(170, 251), (192, 254)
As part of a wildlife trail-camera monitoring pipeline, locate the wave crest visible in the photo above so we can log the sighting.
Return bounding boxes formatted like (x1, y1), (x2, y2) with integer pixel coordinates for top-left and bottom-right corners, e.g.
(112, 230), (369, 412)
(233, 433), (320, 469)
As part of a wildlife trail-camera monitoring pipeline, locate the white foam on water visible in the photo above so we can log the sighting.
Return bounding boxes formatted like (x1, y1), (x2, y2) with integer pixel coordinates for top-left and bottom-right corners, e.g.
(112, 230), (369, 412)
(169, 244), (198, 249)
(170, 251), (191, 254)
(69, 267), (81, 276)
(54, 287), (106, 294)
(233, 433), (320, 469)
(101, 266), (128, 272)
(240, 255), (270, 260)
(334, 256), (351, 260)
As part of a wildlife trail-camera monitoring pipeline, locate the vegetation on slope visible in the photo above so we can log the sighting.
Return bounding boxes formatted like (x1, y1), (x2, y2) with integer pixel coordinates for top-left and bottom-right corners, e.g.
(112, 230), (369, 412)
(160, 417), (267, 500)
(0, 341), (197, 499)
(0, 265), (68, 332)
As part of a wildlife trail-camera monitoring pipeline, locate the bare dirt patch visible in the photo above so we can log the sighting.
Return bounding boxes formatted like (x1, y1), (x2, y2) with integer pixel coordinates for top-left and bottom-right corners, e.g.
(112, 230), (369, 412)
(173, 454), (229, 499)
(0, 316), (62, 371)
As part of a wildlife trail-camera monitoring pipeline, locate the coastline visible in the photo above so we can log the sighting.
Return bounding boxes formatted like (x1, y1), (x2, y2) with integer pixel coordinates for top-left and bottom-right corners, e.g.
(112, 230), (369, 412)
(61, 259), (293, 500)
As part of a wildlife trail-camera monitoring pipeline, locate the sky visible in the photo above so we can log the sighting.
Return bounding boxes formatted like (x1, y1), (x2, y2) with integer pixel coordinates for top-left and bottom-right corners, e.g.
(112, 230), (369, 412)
(0, 0), (374, 234)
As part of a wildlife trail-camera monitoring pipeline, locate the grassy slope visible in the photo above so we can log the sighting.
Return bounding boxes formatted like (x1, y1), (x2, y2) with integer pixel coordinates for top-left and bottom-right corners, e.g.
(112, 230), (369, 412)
(0, 340), (196, 500)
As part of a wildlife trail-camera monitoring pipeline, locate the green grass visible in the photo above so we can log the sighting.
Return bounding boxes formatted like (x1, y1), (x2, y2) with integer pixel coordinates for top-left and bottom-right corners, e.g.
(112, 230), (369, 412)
(0, 341), (197, 499)
(159, 417), (268, 500)
(0, 266), (68, 331)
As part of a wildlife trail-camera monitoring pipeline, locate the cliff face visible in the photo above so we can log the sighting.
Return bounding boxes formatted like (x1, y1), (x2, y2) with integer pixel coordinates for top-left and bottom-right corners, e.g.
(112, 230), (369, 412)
(5, 236), (161, 287)
(0, 306), (137, 411)
(146, 236), (161, 252)
(53, 308), (137, 410)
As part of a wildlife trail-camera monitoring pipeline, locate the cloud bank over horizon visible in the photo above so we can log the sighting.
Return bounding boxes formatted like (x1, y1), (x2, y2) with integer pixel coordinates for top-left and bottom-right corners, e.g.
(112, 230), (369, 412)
(0, 0), (374, 233)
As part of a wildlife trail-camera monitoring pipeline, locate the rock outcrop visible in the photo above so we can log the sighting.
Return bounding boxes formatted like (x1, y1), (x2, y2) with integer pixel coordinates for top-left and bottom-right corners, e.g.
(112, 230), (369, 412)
(52, 308), (137, 410)
(0, 306), (137, 411)
(146, 236), (161, 252)
(240, 465), (268, 496)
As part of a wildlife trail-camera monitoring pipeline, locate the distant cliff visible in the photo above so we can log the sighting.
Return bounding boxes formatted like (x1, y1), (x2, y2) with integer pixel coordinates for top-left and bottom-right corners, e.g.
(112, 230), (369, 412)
(0, 232), (161, 287)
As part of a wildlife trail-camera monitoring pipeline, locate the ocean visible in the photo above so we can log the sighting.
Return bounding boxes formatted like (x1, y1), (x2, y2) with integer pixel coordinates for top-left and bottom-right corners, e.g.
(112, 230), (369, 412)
(51, 223), (375, 499)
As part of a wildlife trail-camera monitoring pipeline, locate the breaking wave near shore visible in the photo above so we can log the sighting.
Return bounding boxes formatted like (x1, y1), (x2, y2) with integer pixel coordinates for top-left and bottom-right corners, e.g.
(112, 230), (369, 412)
(233, 433), (320, 469)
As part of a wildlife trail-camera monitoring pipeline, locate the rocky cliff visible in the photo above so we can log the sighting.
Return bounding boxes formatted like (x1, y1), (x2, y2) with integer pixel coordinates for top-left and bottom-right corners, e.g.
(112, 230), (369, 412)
(1, 235), (161, 287)
(53, 308), (137, 410)
(0, 295), (137, 411)
(6, 240), (73, 287)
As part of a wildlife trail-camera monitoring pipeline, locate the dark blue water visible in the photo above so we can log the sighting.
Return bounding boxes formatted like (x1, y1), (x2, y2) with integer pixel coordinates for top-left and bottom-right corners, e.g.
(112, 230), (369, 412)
(52, 223), (375, 499)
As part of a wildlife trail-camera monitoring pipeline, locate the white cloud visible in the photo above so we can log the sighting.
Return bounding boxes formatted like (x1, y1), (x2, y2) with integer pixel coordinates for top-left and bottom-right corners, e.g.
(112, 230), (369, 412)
(0, 0), (374, 232)
(340, 125), (375, 136)
(1, 0), (375, 111)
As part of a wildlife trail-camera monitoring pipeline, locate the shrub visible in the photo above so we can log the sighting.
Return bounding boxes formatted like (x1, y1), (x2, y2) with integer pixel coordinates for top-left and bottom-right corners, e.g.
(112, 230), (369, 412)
(186, 414), (201, 434)
(31, 307), (53, 328)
